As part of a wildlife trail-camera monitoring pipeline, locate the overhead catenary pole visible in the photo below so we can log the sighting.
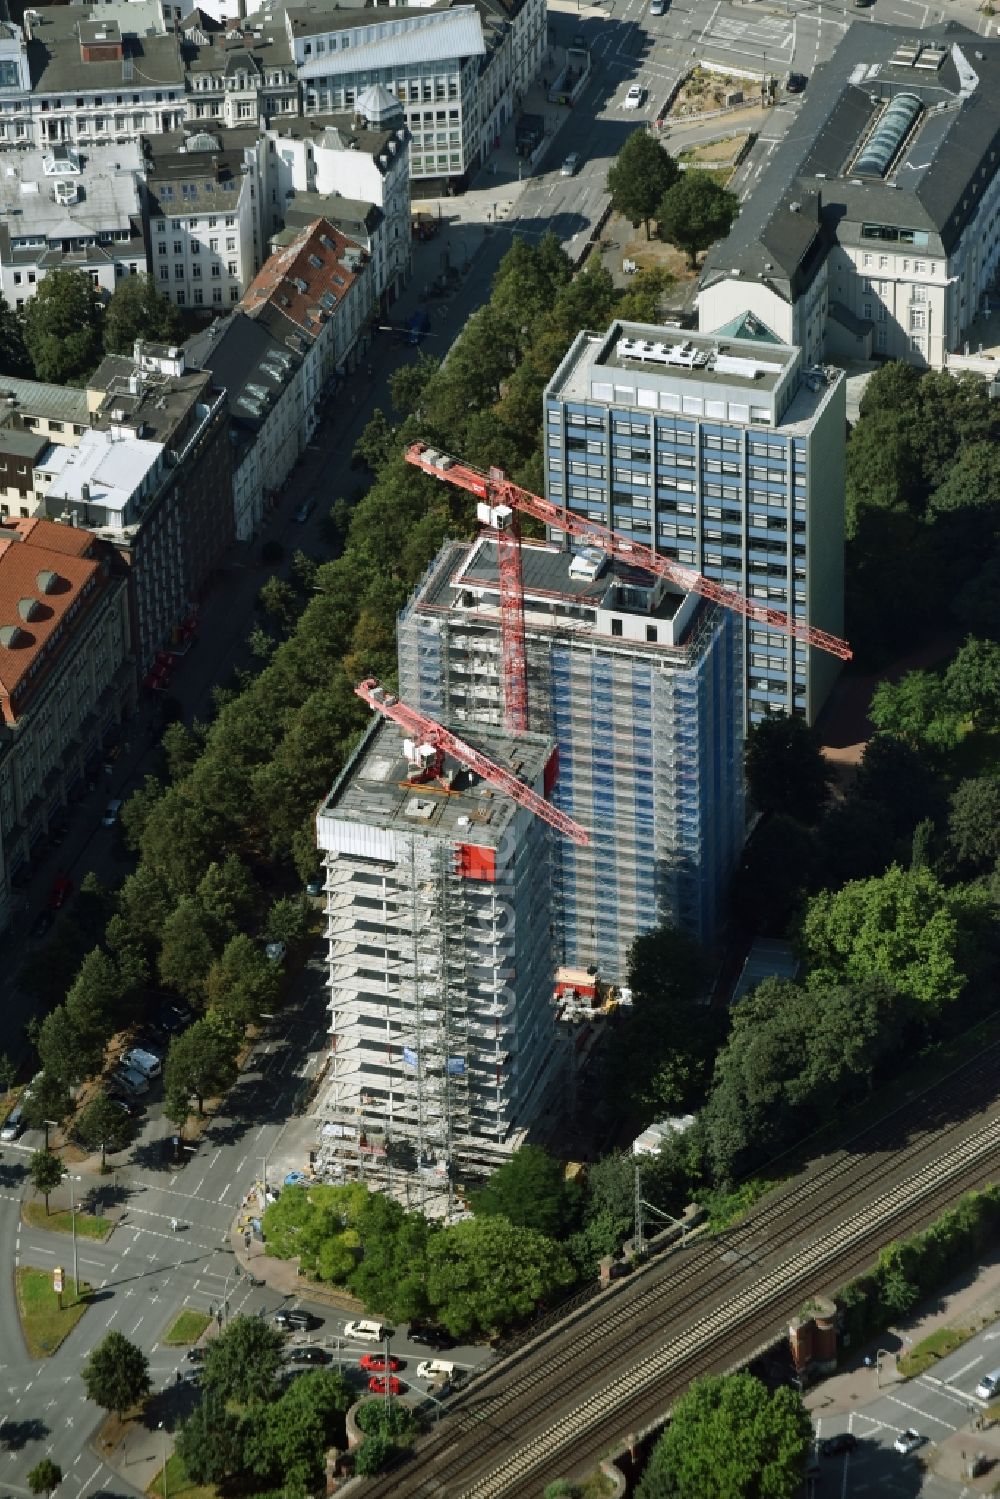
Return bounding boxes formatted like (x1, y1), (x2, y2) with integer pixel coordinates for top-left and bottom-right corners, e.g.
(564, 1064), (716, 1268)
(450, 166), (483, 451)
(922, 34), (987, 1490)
(405, 441), (853, 662)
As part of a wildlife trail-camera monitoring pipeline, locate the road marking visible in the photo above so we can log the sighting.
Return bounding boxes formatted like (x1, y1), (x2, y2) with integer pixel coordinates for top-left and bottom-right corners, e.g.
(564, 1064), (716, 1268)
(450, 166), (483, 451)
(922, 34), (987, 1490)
(950, 1355), (984, 1379)
(884, 1393), (956, 1430)
(76, 1463), (102, 1499)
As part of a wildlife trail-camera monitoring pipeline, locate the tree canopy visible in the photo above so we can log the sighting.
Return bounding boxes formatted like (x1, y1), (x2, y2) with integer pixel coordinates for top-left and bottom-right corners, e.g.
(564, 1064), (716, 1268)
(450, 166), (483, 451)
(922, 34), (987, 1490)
(471, 1146), (582, 1239)
(637, 1373), (812, 1499)
(102, 275), (184, 355)
(22, 270), (103, 384)
(744, 713), (831, 823)
(657, 170), (739, 267)
(201, 1313), (286, 1405)
(81, 1332), (151, 1418)
(606, 132), (679, 238)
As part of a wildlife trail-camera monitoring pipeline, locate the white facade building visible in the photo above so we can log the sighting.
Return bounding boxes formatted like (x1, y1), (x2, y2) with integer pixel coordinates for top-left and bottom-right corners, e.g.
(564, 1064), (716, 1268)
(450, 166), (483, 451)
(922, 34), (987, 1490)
(143, 134), (259, 310)
(0, 143), (146, 308)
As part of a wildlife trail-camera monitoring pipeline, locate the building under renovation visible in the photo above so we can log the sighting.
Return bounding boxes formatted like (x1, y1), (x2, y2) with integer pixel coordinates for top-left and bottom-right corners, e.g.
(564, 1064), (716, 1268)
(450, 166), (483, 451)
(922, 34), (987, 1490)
(314, 710), (561, 1198)
(398, 535), (745, 978)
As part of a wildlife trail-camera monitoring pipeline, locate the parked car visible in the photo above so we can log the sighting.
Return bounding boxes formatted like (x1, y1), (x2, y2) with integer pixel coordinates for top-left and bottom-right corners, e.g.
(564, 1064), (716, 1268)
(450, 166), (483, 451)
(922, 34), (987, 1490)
(344, 1319), (385, 1343)
(123, 1047), (162, 1080)
(408, 1322), (456, 1350)
(265, 941), (286, 963)
(820, 1432), (857, 1456)
(894, 1428), (922, 1455)
(49, 875), (73, 909)
(624, 84), (646, 109)
(185, 1346), (205, 1363)
(293, 1347), (330, 1366)
(31, 908), (55, 940)
(786, 72), (808, 93)
(560, 152), (581, 177)
(368, 1376), (402, 1396)
(416, 1359), (455, 1383)
(294, 496), (316, 524)
(360, 1354), (402, 1373)
(305, 874), (324, 896)
(111, 1065), (149, 1097)
(1, 1099), (27, 1141)
(102, 798), (123, 827)
(274, 1309), (320, 1331)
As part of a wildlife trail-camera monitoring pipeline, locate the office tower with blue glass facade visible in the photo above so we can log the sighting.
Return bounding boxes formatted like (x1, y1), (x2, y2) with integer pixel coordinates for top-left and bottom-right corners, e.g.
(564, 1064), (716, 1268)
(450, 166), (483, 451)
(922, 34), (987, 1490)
(397, 536), (745, 981)
(542, 322), (846, 724)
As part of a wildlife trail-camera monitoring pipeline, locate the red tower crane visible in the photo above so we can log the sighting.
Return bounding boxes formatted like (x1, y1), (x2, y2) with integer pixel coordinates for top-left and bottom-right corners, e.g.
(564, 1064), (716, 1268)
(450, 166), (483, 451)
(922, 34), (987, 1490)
(354, 678), (591, 846)
(405, 442), (853, 674)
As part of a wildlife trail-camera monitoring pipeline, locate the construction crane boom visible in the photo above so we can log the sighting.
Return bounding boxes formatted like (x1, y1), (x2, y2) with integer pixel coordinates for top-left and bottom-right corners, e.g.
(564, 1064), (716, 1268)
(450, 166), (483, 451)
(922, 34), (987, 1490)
(406, 441), (852, 662)
(354, 679), (591, 846)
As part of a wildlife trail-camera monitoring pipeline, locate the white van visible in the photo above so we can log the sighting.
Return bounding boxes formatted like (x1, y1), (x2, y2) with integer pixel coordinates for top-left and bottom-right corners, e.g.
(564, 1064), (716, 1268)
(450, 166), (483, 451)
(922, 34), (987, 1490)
(416, 1358), (455, 1382)
(976, 1368), (1000, 1400)
(123, 1047), (162, 1080)
(343, 1319), (385, 1343)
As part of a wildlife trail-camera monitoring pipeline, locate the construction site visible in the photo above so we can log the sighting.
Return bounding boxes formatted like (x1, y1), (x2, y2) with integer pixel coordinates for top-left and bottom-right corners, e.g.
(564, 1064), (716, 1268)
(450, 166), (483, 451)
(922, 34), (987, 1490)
(311, 399), (851, 1206)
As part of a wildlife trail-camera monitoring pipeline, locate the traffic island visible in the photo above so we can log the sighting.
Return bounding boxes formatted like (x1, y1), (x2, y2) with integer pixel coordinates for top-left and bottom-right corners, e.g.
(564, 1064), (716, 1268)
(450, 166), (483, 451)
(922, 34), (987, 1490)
(147, 1452), (214, 1499)
(163, 1310), (212, 1346)
(21, 1202), (114, 1239)
(15, 1267), (90, 1358)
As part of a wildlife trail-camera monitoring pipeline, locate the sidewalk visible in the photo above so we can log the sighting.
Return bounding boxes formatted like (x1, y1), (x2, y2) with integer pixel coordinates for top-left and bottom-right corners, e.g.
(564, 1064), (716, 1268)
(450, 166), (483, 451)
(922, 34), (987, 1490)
(806, 1252), (1000, 1487)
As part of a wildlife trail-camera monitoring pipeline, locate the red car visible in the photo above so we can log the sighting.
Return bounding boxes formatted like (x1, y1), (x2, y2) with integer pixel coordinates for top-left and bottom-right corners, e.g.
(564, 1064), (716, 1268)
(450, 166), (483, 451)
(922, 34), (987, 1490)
(368, 1375), (402, 1396)
(360, 1354), (401, 1374)
(49, 874), (73, 910)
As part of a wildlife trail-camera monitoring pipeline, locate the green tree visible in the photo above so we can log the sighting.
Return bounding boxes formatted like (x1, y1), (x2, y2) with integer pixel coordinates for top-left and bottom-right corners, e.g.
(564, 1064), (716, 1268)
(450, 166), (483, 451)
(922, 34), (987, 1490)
(81, 1331), (151, 1419)
(205, 933), (280, 1030)
(354, 1434), (393, 1477)
(29, 1148), (64, 1215)
(65, 947), (126, 1044)
(246, 1369), (351, 1489)
(0, 1053), (14, 1097)
(744, 713), (831, 823)
(36, 1008), (98, 1088)
(799, 864), (984, 1011)
(22, 270), (102, 383)
(944, 636), (1000, 729)
(102, 274), (184, 355)
(264, 895), (312, 948)
(139, 786), (222, 896)
(258, 576), (300, 634)
(176, 1390), (247, 1487)
(164, 1017), (238, 1115)
(116, 865), (173, 951)
(196, 855), (257, 944)
(201, 1313), (286, 1405)
(74, 1091), (131, 1170)
(949, 777), (1000, 870)
(868, 671), (961, 752)
(854, 734), (944, 841)
(425, 1215), (577, 1338)
(606, 131), (679, 238)
(637, 1373), (812, 1499)
(158, 896), (216, 1001)
(160, 721), (202, 783)
(657, 171), (739, 268)
(0, 295), (31, 377)
(354, 408), (399, 471)
(471, 1146), (581, 1240)
(815, 798), (895, 890)
(21, 1071), (72, 1134)
(26, 1459), (62, 1495)
(389, 353), (440, 417)
(348, 1193), (432, 1322)
(731, 814), (814, 934)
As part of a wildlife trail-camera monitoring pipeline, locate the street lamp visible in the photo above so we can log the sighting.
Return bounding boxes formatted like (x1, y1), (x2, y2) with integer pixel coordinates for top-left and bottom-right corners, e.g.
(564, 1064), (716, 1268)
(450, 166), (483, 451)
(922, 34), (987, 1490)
(43, 1118), (57, 1153)
(158, 1422), (168, 1499)
(67, 1173), (81, 1297)
(260, 1153), (270, 1199)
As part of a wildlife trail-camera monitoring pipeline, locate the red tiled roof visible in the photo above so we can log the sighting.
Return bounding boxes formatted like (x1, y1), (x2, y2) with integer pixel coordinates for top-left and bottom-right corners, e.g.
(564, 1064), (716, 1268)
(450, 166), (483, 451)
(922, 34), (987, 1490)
(0, 519), (102, 725)
(240, 217), (363, 341)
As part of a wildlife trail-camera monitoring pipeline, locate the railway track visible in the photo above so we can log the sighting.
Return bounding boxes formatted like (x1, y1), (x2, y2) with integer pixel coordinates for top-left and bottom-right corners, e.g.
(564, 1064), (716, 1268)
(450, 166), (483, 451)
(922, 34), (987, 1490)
(360, 1037), (1000, 1497)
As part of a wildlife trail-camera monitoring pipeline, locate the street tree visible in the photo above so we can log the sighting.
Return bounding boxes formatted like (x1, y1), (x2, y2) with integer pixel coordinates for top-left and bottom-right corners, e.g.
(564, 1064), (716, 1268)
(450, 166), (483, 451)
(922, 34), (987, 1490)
(139, 785), (223, 896)
(258, 576), (300, 634)
(949, 777), (1000, 871)
(65, 947), (126, 1044)
(854, 734), (944, 841)
(163, 1017), (238, 1115)
(28, 1149), (64, 1215)
(205, 933), (280, 1031)
(814, 798), (896, 891)
(246, 1369), (351, 1490)
(74, 1092), (131, 1170)
(0, 296), (31, 377)
(731, 814), (814, 935)
(471, 1145), (581, 1240)
(348, 1192), (433, 1322)
(176, 1391), (248, 1487)
(0, 1052), (14, 1097)
(22, 270), (102, 384)
(201, 1313), (286, 1405)
(799, 863), (986, 1012)
(160, 721), (202, 783)
(744, 712), (831, 823)
(158, 897), (216, 1002)
(354, 1434), (393, 1477)
(353, 408), (399, 471)
(264, 894), (312, 948)
(26, 1460), (62, 1495)
(102, 274), (184, 355)
(637, 1373), (812, 1499)
(116, 865), (172, 952)
(21, 1072), (72, 1137)
(606, 131), (679, 238)
(195, 855), (257, 944)
(81, 1331), (151, 1419)
(657, 170), (739, 268)
(36, 1008), (99, 1088)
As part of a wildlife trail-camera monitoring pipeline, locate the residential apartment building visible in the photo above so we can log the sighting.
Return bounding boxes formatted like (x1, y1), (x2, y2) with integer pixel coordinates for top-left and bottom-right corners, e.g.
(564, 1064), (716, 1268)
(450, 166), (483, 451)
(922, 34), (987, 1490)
(0, 143), (147, 307)
(698, 24), (1000, 370)
(261, 88), (411, 305)
(0, 431), (51, 519)
(0, 517), (131, 928)
(37, 342), (232, 672)
(0, 378), (90, 449)
(542, 322), (846, 725)
(181, 15), (299, 130)
(241, 216), (369, 443)
(21, 10), (187, 149)
(143, 134), (260, 310)
(400, 537), (745, 973)
(314, 711), (559, 1190)
(185, 310), (303, 541)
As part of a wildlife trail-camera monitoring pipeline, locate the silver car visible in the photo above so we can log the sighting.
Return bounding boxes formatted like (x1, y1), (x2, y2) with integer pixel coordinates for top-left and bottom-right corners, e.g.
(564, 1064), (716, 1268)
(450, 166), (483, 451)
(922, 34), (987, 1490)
(561, 152), (581, 176)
